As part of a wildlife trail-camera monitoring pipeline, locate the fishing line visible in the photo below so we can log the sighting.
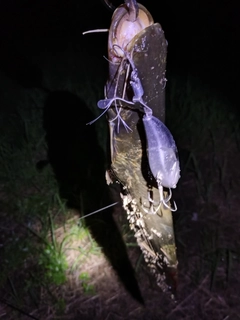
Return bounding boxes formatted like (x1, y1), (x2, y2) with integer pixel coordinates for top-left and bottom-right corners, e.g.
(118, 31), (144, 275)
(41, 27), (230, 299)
(79, 202), (119, 220)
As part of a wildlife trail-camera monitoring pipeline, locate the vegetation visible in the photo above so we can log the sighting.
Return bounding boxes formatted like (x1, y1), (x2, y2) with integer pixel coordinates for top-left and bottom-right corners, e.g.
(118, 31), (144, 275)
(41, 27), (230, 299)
(0, 52), (239, 319)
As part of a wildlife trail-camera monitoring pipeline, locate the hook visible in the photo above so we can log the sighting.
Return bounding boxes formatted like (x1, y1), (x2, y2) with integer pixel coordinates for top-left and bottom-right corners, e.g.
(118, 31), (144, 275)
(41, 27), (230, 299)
(158, 184), (177, 212)
(102, 0), (139, 21)
(125, 0), (139, 22)
(148, 186), (177, 213)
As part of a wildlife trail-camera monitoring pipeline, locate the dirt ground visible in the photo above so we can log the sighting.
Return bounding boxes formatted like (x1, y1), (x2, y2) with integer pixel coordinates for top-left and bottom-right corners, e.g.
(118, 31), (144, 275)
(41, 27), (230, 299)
(1, 184), (240, 320)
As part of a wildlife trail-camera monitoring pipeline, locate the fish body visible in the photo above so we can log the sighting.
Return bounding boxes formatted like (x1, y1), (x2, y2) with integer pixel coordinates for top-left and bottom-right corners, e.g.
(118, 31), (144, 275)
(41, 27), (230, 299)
(102, 1), (179, 293)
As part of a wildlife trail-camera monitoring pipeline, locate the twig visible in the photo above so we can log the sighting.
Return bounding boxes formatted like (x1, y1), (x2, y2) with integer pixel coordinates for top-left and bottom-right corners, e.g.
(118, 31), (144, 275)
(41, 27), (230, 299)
(166, 275), (209, 318)
(0, 299), (39, 320)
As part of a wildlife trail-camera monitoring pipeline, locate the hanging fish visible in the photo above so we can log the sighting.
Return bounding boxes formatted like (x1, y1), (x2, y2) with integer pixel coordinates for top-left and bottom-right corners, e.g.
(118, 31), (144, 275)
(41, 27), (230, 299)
(86, 0), (180, 294)
(104, 0), (179, 294)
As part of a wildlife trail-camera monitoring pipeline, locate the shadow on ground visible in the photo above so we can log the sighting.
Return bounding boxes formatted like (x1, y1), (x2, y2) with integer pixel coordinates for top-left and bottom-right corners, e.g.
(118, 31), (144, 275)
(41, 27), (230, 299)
(43, 91), (143, 303)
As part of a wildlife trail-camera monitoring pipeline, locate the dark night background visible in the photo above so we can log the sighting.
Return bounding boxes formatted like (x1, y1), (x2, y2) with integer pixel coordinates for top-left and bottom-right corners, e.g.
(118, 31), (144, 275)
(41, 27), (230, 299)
(0, 0), (239, 109)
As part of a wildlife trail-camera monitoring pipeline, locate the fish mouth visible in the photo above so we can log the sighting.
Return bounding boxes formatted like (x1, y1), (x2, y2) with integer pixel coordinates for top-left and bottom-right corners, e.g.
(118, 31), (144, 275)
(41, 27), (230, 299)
(108, 2), (154, 62)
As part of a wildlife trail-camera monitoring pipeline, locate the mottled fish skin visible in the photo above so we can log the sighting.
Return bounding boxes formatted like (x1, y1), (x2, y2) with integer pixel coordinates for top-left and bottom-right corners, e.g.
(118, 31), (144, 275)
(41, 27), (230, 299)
(104, 1), (178, 293)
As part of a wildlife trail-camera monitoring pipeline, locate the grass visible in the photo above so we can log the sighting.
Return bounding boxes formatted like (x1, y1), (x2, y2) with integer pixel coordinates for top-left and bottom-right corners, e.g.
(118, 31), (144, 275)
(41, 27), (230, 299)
(0, 56), (239, 319)
(0, 91), (103, 317)
(167, 74), (240, 295)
